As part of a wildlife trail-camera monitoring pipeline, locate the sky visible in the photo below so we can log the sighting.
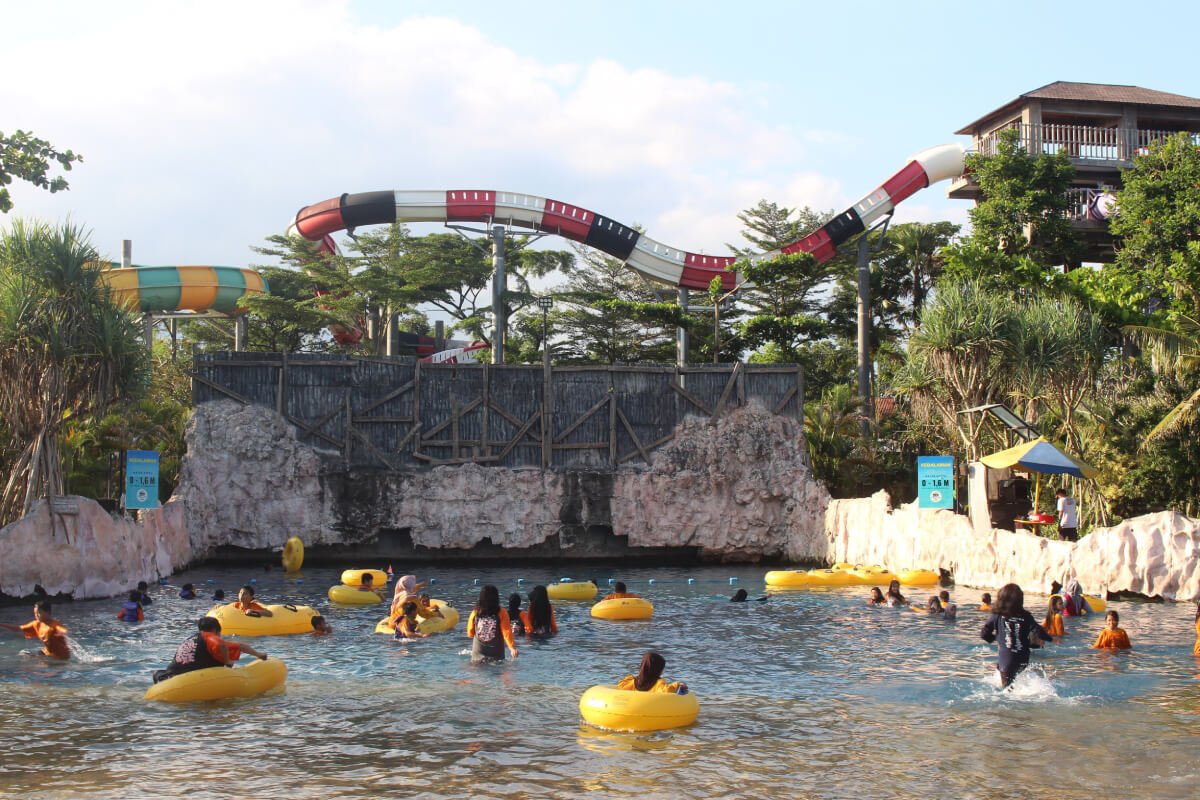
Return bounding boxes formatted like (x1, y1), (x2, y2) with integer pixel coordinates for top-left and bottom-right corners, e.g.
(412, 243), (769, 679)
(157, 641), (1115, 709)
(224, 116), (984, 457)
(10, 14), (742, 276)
(4, 0), (1200, 273)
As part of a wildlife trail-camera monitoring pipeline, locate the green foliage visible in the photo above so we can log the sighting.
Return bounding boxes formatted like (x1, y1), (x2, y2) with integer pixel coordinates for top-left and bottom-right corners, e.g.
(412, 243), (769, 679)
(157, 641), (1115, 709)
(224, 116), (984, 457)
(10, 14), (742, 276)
(1109, 131), (1200, 317)
(0, 130), (82, 213)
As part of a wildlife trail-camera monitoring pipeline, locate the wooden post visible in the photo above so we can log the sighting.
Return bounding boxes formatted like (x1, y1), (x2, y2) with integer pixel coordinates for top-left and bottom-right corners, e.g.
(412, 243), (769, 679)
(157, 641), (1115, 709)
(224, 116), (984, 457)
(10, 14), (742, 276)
(451, 399), (460, 460)
(276, 351), (288, 416)
(542, 354), (552, 469)
(412, 362), (422, 459)
(343, 391), (352, 467)
(480, 363), (490, 460)
(608, 371), (617, 466)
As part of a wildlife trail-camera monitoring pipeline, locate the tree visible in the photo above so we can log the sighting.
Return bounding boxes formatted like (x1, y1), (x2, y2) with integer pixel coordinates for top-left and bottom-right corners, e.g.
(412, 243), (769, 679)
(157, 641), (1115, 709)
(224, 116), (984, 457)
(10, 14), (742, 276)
(886, 221), (960, 323)
(0, 130), (82, 213)
(1109, 131), (1200, 317)
(0, 220), (147, 523)
(1122, 313), (1200, 444)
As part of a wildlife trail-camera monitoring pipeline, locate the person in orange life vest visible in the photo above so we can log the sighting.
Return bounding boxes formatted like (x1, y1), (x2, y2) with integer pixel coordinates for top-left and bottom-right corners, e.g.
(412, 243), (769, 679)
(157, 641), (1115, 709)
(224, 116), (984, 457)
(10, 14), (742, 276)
(466, 584), (518, 663)
(979, 592), (993, 612)
(521, 585), (558, 637)
(1043, 596), (1066, 637)
(0, 601), (69, 660)
(116, 590), (145, 622)
(152, 617), (267, 683)
(616, 651), (688, 694)
(601, 581), (640, 601)
(393, 601), (428, 640)
(1093, 610), (1132, 651)
(233, 585), (273, 617)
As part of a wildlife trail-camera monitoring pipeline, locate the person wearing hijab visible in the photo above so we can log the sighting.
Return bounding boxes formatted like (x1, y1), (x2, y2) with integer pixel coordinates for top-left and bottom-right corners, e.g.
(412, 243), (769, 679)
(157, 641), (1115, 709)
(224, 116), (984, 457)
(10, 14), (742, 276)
(390, 575), (442, 623)
(616, 651), (688, 693)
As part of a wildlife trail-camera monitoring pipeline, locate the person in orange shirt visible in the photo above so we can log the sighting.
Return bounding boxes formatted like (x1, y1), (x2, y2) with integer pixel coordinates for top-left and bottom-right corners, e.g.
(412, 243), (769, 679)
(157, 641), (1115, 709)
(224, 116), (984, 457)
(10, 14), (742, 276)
(466, 584), (517, 663)
(1043, 596), (1066, 637)
(979, 592), (993, 612)
(393, 601), (428, 640)
(152, 617), (267, 683)
(1, 601), (69, 660)
(616, 651), (688, 694)
(601, 581), (640, 601)
(521, 585), (558, 637)
(1093, 610), (1132, 650)
(1193, 602), (1200, 657)
(233, 585), (273, 617)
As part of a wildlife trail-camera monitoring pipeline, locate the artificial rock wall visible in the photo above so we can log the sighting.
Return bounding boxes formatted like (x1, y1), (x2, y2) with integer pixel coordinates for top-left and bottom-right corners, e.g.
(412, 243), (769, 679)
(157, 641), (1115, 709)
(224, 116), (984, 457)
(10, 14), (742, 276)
(827, 491), (1200, 601)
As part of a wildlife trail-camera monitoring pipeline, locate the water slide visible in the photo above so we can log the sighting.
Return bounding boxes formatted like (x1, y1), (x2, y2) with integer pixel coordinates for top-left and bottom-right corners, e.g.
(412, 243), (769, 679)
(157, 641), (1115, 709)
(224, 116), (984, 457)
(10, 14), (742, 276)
(100, 264), (269, 314)
(287, 144), (965, 292)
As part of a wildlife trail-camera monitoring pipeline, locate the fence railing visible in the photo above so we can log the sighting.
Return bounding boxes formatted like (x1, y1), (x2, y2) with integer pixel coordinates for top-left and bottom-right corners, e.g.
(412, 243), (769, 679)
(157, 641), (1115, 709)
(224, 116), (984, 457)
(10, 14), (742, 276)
(192, 353), (805, 471)
(976, 124), (1198, 162)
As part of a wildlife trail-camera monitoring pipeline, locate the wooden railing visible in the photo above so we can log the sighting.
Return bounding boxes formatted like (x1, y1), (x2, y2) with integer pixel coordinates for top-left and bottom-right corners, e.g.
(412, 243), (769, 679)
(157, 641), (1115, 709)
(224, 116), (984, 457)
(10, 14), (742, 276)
(976, 124), (1199, 162)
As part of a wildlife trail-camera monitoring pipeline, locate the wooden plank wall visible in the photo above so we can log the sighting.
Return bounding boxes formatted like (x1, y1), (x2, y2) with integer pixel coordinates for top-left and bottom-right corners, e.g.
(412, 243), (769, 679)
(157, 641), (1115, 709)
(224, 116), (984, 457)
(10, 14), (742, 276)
(193, 353), (804, 471)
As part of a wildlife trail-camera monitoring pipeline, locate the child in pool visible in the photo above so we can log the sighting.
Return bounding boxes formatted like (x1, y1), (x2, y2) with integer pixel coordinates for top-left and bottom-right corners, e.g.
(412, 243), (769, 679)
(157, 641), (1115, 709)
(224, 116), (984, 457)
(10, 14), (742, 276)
(507, 593), (526, 638)
(0, 601), (69, 660)
(1093, 610), (1132, 650)
(1043, 596), (1066, 637)
(926, 596), (944, 615)
(521, 585), (558, 637)
(602, 581), (640, 601)
(178, 583), (197, 600)
(885, 580), (908, 607)
(136, 581), (154, 606)
(359, 572), (381, 596)
(616, 651), (688, 694)
(152, 617), (268, 683)
(466, 585), (518, 662)
(393, 601), (427, 640)
(868, 587), (886, 606)
(979, 592), (992, 612)
(116, 590), (145, 622)
(212, 589), (226, 601)
(310, 615), (332, 636)
(980, 583), (1054, 689)
(233, 585), (273, 617)
(731, 588), (749, 602)
(939, 590), (957, 620)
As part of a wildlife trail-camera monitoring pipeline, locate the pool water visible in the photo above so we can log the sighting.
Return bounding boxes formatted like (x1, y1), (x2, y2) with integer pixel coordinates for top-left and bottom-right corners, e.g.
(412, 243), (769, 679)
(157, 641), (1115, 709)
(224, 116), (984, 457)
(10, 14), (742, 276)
(1, 564), (1197, 799)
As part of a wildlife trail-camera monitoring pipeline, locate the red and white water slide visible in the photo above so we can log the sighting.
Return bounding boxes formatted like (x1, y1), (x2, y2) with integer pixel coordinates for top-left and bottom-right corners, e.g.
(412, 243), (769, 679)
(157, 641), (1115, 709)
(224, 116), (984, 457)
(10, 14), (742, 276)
(289, 144), (964, 296)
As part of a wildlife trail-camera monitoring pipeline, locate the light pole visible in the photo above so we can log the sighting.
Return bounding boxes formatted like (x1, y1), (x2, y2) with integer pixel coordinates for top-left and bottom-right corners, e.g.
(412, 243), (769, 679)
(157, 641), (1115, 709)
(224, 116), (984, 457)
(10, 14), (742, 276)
(538, 296), (554, 468)
(537, 296), (554, 364)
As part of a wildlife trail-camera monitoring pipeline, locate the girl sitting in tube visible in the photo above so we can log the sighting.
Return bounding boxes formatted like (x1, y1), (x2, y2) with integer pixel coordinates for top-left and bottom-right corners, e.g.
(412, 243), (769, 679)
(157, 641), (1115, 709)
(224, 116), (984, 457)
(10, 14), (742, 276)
(885, 580), (908, 607)
(466, 585), (518, 663)
(393, 602), (427, 640)
(868, 587), (886, 606)
(601, 581), (640, 601)
(521, 585), (558, 637)
(616, 651), (688, 694)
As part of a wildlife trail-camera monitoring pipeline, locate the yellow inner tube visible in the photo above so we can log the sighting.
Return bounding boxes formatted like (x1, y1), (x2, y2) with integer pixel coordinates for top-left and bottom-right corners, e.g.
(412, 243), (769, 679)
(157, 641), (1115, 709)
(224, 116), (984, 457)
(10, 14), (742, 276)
(374, 600), (460, 635)
(764, 570), (813, 588)
(206, 603), (319, 637)
(579, 685), (699, 732)
(328, 584), (383, 605)
(547, 581), (598, 601)
(1052, 593), (1107, 613)
(896, 569), (939, 586)
(591, 597), (654, 620)
(282, 537), (304, 573)
(144, 658), (288, 703)
(340, 568), (387, 588)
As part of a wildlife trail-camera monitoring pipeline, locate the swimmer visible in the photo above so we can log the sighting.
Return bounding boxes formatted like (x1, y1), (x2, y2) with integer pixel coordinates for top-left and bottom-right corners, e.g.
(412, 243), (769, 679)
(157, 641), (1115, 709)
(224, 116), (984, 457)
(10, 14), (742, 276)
(359, 572), (383, 597)
(868, 587), (886, 606)
(233, 585), (273, 617)
(466, 585), (518, 663)
(616, 651), (688, 694)
(1092, 610), (1132, 651)
(939, 590), (957, 621)
(1194, 601), (1200, 657)
(508, 593), (526, 638)
(731, 588), (749, 602)
(116, 590), (145, 622)
(980, 583), (1053, 689)
(521, 585), (557, 637)
(310, 615), (332, 636)
(926, 596), (944, 615)
(212, 589), (226, 601)
(1043, 596), (1066, 637)
(601, 582), (640, 601)
(393, 601), (427, 640)
(885, 580), (908, 607)
(0, 601), (69, 660)
(178, 583), (197, 600)
(136, 580), (154, 606)
(979, 592), (992, 612)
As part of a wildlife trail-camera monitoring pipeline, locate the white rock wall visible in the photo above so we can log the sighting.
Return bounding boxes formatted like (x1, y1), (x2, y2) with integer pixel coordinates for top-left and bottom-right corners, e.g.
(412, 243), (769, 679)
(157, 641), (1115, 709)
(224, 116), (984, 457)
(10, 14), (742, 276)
(826, 491), (1200, 600)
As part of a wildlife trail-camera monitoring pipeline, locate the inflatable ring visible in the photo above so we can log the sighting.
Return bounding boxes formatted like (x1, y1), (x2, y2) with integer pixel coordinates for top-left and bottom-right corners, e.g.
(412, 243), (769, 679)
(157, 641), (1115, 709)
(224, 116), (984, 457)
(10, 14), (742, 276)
(282, 537), (304, 573)
(896, 569), (939, 586)
(832, 562), (859, 571)
(374, 600), (460, 635)
(547, 581), (598, 601)
(1052, 593), (1107, 613)
(340, 568), (387, 588)
(804, 569), (854, 587)
(206, 603), (319, 636)
(764, 570), (813, 588)
(848, 567), (897, 586)
(579, 685), (699, 731)
(144, 658), (287, 703)
(591, 597), (653, 620)
(328, 584), (383, 605)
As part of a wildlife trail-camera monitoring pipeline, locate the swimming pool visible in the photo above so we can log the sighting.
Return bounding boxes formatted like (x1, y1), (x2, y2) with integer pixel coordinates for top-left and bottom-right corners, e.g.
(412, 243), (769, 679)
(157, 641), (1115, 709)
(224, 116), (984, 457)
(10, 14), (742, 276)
(1, 564), (1196, 799)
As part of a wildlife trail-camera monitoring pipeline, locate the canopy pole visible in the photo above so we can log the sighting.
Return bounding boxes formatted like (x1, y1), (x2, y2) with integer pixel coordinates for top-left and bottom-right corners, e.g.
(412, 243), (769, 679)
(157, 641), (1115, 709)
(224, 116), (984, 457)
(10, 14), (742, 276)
(1034, 473), (1041, 512)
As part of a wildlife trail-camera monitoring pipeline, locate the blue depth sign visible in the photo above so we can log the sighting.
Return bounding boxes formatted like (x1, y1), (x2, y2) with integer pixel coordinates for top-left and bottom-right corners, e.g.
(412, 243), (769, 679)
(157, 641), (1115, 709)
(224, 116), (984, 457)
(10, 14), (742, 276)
(125, 450), (160, 510)
(917, 456), (955, 509)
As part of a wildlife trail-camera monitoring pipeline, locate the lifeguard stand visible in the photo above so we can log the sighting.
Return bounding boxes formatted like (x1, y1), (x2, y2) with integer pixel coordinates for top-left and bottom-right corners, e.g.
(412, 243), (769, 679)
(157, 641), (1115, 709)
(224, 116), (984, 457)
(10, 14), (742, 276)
(948, 81), (1200, 265)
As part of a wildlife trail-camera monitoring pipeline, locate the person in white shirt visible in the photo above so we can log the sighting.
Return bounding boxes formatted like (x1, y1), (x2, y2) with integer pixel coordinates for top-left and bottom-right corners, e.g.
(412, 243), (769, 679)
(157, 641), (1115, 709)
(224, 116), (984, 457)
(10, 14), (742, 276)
(1056, 488), (1078, 542)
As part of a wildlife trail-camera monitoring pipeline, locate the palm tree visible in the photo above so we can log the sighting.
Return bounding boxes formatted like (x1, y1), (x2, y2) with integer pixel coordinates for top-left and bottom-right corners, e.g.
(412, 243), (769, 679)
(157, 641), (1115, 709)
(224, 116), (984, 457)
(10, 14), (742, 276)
(887, 221), (958, 324)
(0, 220), (147, 524)
(1123, 314), (1200, 444)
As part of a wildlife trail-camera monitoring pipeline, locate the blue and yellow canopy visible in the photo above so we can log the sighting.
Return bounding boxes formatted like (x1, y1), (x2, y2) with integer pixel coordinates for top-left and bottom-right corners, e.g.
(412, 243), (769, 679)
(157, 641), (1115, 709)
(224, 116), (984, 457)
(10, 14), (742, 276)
(980, 437), (1097, 479)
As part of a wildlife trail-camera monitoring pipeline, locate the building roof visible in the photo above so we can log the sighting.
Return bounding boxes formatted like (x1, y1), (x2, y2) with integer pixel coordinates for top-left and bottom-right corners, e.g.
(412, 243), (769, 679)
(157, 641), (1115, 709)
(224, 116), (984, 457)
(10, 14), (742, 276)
(955, 82), (1200, 134)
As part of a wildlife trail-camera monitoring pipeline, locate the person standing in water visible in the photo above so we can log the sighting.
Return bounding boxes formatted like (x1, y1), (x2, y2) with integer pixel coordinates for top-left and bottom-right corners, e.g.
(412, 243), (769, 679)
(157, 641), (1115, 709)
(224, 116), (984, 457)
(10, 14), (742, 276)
(980, 583), (1054, 689)
(1092, 610), (1132, 651)
(0, 601), (69, 660)
(466, 584), (518, 663)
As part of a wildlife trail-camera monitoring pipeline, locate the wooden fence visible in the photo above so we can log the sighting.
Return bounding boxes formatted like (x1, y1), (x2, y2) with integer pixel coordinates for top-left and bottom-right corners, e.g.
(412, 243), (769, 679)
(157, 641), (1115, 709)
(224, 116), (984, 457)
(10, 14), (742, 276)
(192, 352), (804, 471)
